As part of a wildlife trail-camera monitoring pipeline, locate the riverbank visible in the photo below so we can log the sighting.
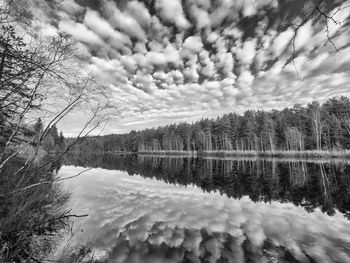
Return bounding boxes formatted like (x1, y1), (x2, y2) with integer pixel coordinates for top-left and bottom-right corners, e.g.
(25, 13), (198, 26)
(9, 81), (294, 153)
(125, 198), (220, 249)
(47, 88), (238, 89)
(138, 150), (197, 156)
(137, 150), (350, 158)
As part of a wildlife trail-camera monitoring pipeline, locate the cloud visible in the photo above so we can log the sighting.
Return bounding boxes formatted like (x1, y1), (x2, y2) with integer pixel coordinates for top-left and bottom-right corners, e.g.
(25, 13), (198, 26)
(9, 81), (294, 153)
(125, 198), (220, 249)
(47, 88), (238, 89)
(145, 52), (168, 67)
(134, 71), (157, 93)
(149, 15), (172, 44)
(120, 55), (138, 73)
(183, 36), (203, 53)
(89, 57), (127, 85)
(207, 32), (219, 43)
(190, 0), (211, 10)
(58, 0), (85, 15)
(216, 51), (234, 77)
(235, 39), (257, 65)
(183, 65), (199, 82)
(210, 0), (239, 27)
(83, 9), (132, 53)
(241, 0), (279, 17)
(189, 4), (210, 29)
(59, 20), (103, 47)
(294, 21), (313, 51)
(198, 50), (215, 78)
(148, 40), (164, 52)
(126, 1), (152, 28)
(132, 53), (150, 71)
(164, 44), (182, 67)
(104, 1), (147, 42)
(270, 28), (294, 57)
(155, 0), (190, 29)
(237, 70), (254, 88)
(134, 42), (148, 54)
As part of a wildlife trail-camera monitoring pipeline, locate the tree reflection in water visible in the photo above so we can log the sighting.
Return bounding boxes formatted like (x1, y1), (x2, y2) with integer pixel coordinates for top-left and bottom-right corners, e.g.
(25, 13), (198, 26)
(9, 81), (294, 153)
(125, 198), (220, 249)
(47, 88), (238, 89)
(66, 153), (350, 219)
(58, 159), (350, 263)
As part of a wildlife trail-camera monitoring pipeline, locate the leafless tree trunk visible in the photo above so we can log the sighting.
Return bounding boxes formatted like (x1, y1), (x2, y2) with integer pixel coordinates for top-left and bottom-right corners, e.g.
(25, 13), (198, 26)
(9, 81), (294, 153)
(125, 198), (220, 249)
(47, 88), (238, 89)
(0, 0), (117, 195)
(310, 108), (322, 150)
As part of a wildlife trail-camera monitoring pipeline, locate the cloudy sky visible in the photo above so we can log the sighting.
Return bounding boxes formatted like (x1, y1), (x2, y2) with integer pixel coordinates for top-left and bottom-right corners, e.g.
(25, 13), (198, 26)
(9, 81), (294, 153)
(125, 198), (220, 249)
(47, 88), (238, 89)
(23, 0), (350, 135)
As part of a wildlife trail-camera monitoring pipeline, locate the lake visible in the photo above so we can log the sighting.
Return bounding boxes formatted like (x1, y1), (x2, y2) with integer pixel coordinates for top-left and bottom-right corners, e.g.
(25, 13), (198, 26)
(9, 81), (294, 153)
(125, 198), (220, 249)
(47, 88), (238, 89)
(57, 154), (350, 262)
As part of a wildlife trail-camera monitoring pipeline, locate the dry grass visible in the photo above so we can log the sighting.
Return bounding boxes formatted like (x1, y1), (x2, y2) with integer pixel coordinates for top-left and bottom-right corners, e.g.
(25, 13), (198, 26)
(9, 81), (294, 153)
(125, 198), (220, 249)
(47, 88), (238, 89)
(138, 150), (197, 156)
(137, 150), (350, 159)
(207, 150), (350, 158)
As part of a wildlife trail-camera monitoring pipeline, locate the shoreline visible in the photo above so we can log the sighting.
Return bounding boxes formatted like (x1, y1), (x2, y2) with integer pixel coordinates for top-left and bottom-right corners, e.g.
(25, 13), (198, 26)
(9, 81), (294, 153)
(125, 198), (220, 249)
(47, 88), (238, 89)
(69, 149), (350, 159)
(137, 150), (350, 159)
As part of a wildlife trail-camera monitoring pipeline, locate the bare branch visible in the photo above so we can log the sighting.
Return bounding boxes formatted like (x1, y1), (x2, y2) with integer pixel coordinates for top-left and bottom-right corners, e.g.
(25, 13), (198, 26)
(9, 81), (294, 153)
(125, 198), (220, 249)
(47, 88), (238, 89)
(0, 168), (92, 198)
(285, 0), (348, 74)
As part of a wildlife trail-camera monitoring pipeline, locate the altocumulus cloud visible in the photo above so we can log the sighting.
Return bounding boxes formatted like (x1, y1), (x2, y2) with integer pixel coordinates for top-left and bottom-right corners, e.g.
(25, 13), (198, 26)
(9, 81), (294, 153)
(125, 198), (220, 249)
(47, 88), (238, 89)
(22, 0), (350, 133)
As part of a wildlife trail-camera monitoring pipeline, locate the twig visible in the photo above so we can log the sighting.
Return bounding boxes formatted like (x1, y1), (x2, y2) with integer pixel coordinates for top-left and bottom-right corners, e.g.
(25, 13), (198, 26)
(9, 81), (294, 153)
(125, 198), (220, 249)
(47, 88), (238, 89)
(0, 168), (92, 198)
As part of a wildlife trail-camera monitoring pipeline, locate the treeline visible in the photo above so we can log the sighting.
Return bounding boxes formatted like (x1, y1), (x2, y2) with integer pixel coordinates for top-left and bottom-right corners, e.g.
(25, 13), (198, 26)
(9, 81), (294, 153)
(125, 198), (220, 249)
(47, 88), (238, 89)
(70, 96), (350, 153)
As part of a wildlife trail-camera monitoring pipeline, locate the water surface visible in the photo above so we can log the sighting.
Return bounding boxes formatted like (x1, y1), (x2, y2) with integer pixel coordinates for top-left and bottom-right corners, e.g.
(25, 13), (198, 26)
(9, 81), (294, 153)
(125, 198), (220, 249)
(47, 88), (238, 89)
(58, 154), (350, 262)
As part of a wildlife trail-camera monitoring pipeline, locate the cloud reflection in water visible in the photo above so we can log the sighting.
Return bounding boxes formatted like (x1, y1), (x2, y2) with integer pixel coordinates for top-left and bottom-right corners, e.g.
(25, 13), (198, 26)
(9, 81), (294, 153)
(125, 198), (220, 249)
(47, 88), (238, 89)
(60, 166), (350, 263)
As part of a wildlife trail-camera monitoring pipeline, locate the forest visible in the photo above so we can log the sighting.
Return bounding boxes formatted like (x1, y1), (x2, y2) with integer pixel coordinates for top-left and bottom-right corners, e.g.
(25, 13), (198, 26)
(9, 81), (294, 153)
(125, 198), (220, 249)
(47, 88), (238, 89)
(70, 96), (350, 155)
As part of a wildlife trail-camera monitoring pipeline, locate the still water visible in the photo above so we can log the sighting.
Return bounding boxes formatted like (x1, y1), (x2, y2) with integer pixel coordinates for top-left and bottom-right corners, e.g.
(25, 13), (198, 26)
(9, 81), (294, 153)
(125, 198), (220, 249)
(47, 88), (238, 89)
(58, 154), (350, 262)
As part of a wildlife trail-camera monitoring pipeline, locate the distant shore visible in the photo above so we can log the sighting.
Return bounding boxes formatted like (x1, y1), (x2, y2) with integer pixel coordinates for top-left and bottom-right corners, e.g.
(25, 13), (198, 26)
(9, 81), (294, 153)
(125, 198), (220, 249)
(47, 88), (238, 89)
(70, 149), (350, 159)
(137, 150), (350, 158)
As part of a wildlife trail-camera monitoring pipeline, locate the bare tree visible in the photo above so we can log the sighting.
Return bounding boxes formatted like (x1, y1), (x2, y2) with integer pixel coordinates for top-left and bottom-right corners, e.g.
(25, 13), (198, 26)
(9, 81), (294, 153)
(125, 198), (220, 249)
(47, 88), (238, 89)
(0, 0), (116, 171)
(285, 0), (348, 73)
(285, 127), (304, 151)
(0, 2), (116, 260)
(308, 102), (323, 150)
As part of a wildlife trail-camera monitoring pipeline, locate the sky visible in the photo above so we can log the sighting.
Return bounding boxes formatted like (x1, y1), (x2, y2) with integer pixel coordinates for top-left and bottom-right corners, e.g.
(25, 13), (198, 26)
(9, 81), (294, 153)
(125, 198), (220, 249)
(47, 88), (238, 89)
(21, 0), (350, 135)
